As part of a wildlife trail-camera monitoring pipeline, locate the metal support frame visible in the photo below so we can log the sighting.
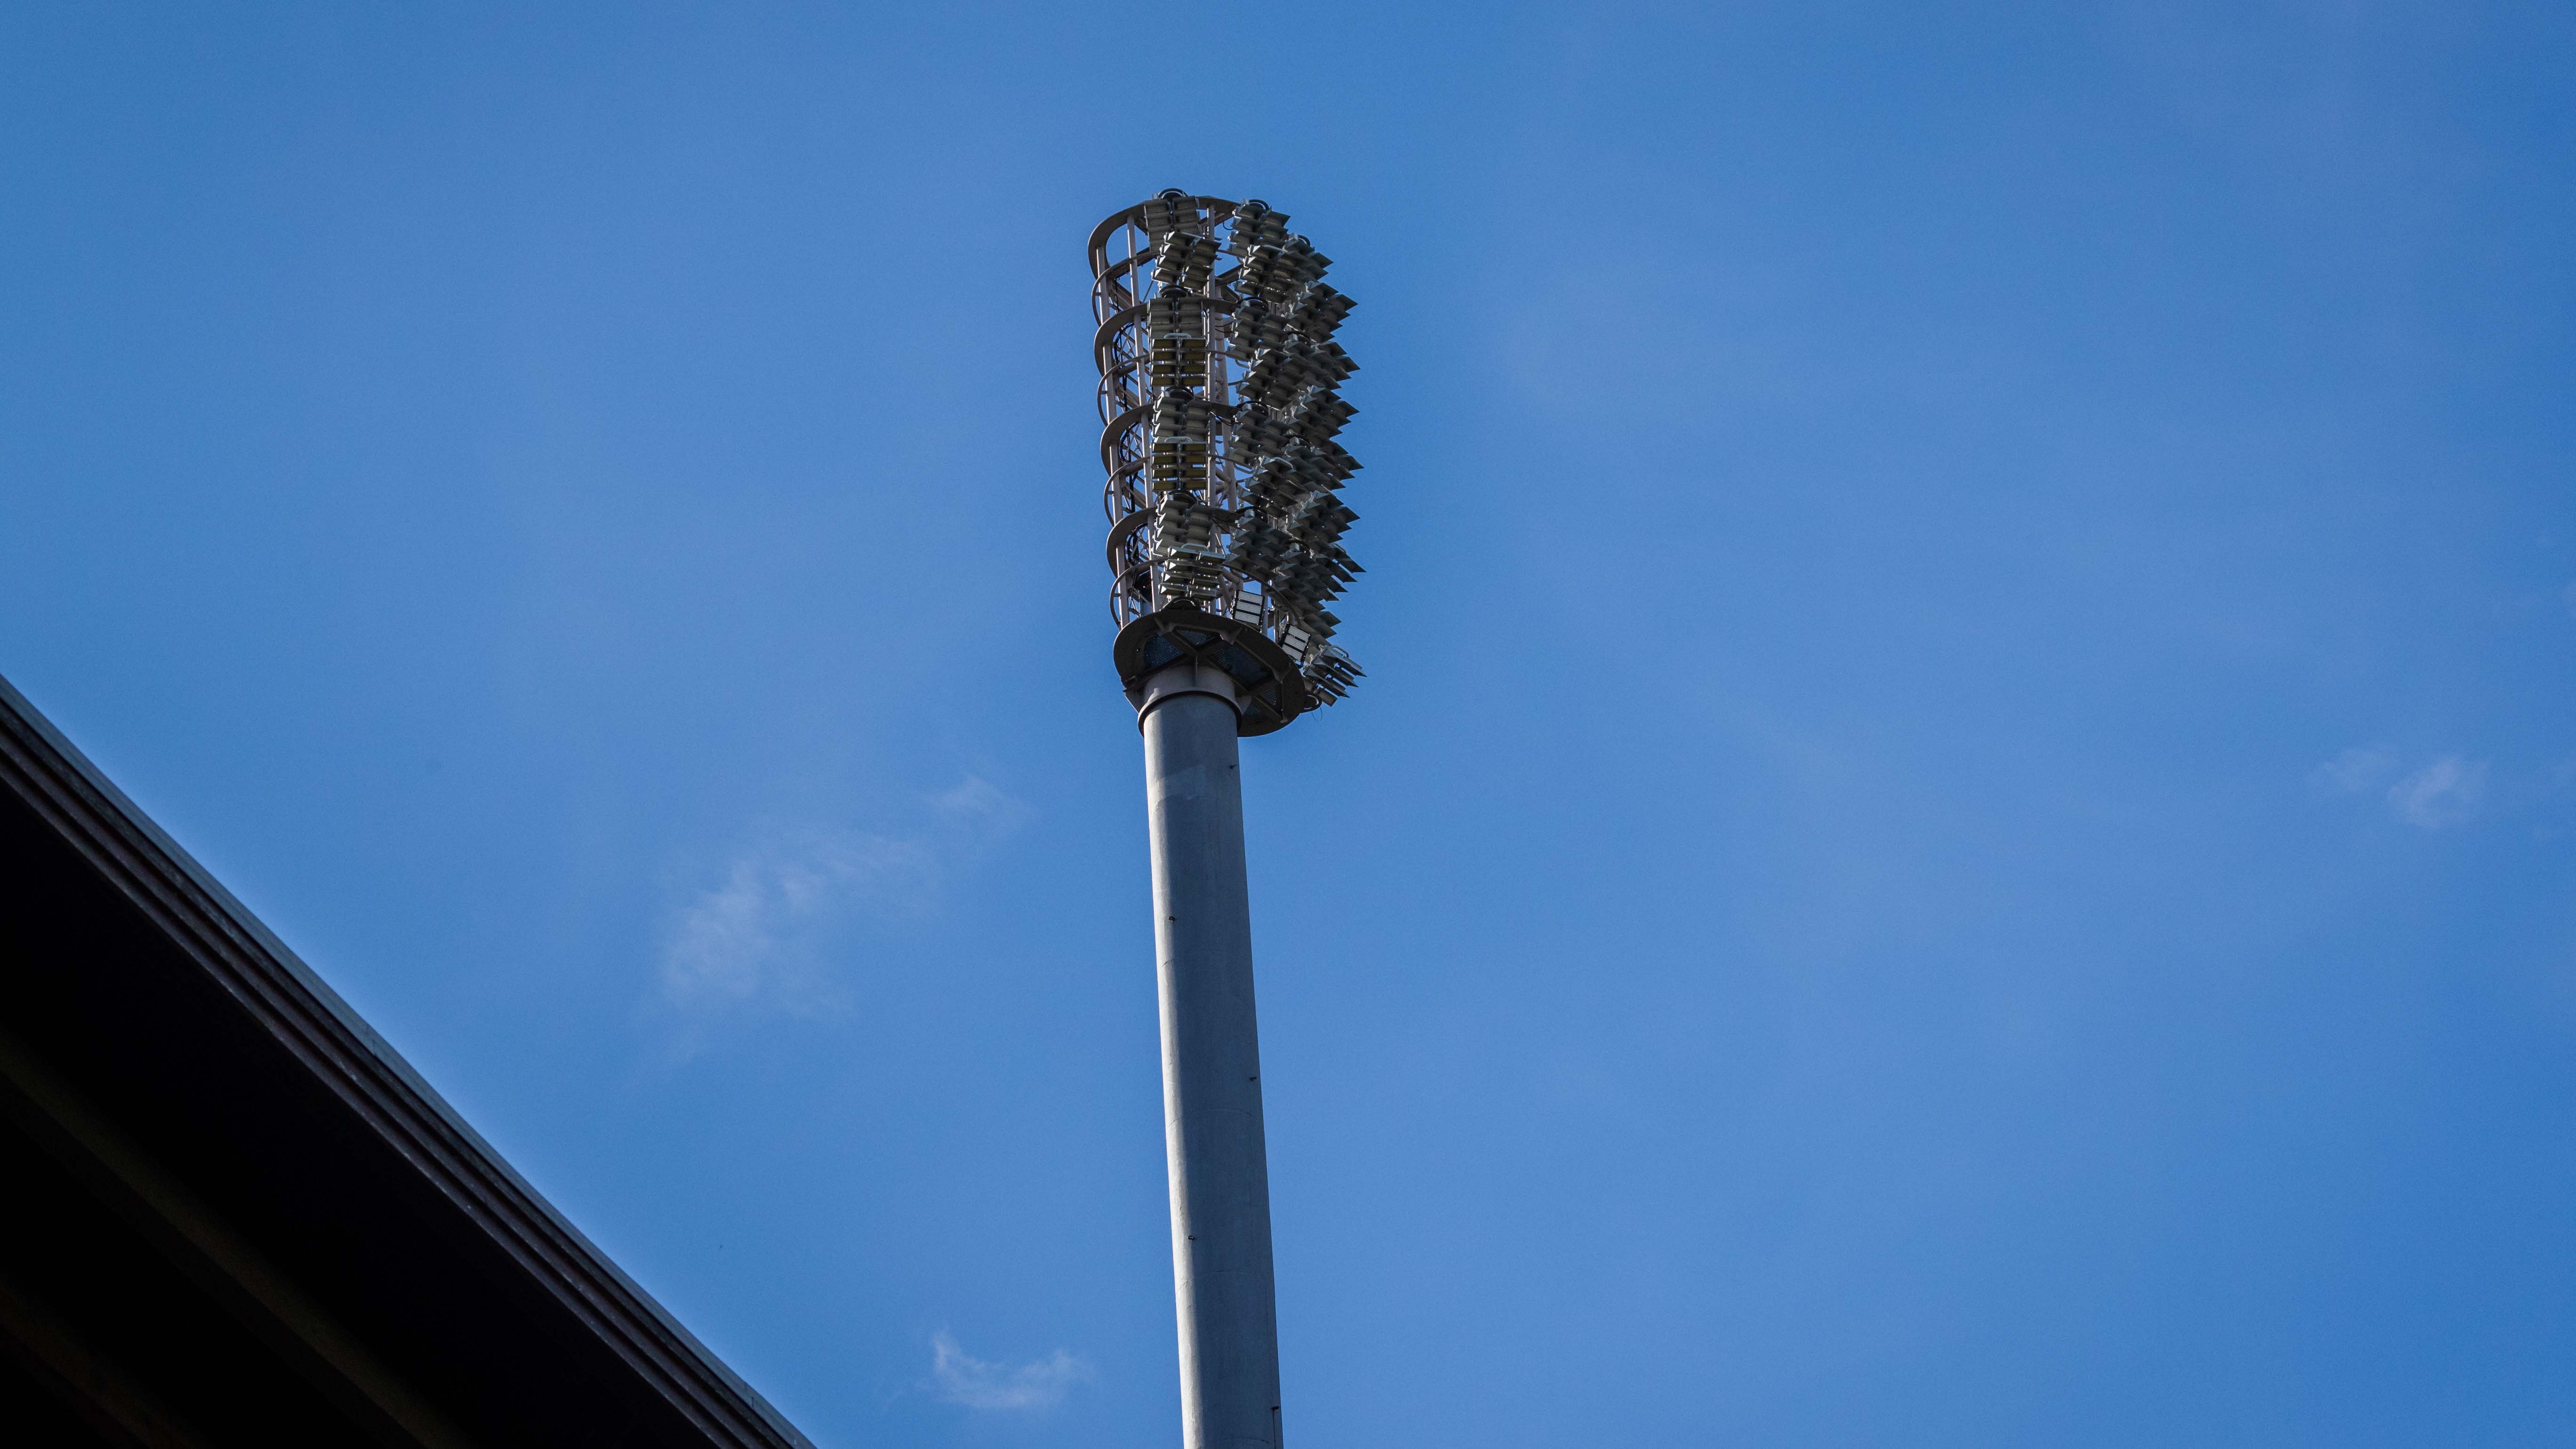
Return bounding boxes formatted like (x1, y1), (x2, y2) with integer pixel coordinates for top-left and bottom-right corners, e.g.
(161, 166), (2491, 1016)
(1088, 193), (1365, 726)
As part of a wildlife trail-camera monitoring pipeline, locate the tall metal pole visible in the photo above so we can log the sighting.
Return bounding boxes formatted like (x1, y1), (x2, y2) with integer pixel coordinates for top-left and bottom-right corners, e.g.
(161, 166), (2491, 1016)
(1138, 662), (1281, 1449)
(1087, 192), (1366, 1449)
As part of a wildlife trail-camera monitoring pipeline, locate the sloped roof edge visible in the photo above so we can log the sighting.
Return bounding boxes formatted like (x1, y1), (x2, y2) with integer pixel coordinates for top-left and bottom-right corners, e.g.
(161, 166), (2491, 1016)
(0, 671), (819, 1449)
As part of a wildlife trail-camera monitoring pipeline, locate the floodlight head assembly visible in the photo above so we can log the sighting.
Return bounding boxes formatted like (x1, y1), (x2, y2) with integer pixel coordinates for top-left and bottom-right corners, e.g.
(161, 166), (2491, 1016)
(1090, 191), (1366, 734)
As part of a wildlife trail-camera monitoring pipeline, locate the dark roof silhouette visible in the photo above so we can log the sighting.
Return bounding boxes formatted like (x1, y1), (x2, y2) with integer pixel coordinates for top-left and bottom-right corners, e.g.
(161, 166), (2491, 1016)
(0, 673), (816, 1449)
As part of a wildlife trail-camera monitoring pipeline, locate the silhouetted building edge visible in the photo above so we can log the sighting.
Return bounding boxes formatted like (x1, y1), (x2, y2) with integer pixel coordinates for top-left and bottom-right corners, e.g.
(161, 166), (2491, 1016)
(0, 671), (820, 1449)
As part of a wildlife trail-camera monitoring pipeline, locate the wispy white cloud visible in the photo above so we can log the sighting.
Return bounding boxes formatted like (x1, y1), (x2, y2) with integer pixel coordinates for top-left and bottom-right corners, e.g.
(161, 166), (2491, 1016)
(927, 1329), (1088, 1413)
(2310, 748), (2496, 830)
(2308, 745), (2397, 796)
(931, 774), (1032, 837)
(2388, 757), (2487, 829)
(651, 776), (1026, 1055)
(657, 828), (935, 1018)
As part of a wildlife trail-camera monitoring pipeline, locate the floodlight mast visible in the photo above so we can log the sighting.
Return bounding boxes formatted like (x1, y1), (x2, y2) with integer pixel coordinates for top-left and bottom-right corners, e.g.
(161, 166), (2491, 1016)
(1087, 191), (1367, 1449)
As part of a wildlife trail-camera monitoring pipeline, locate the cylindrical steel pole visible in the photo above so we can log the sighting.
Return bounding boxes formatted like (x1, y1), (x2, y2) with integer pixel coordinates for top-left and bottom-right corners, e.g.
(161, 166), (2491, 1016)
(1138, 661), (1283, 1449)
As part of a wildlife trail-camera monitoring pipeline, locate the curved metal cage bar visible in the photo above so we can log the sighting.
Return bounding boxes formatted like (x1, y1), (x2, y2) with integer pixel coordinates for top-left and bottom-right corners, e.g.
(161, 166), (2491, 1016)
(1087, 192), (1367, 715)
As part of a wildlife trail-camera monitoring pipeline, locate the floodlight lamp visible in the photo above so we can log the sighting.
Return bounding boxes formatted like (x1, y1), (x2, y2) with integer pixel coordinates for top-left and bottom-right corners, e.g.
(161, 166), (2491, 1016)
(1147, 289), (1208, 333)
(1152, 232), (1219, 292)
(1228, 199), (1290, 253)
(1227, 304), (1291, 362)
(1231, 410), (1290, 459)
(1305, 338), (1356, 384)
(1286, 389), (1355, 439)
(1286, 283), (1354, 340)
(1139, 188), (1201, 236)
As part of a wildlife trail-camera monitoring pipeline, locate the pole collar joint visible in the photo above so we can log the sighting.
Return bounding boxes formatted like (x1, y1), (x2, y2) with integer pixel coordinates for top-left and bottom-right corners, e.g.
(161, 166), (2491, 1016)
(1131, 660), (1241, 731)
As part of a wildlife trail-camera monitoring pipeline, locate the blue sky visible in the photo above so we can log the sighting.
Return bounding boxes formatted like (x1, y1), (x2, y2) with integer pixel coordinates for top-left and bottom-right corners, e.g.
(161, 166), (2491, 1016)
(4, 3), (2572, 1444)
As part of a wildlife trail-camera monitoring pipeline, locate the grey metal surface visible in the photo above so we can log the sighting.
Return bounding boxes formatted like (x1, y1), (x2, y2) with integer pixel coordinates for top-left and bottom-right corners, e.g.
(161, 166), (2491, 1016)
(1139, 664), (1284, 1449)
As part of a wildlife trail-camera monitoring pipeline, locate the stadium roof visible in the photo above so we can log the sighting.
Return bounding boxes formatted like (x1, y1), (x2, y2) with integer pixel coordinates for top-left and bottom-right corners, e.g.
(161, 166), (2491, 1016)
(0, 671), (818, 1449)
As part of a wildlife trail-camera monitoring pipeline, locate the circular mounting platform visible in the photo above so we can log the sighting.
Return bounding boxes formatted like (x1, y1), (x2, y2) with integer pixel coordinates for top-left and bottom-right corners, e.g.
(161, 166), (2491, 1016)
(1113, 606), (1312, 737)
